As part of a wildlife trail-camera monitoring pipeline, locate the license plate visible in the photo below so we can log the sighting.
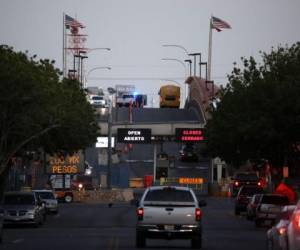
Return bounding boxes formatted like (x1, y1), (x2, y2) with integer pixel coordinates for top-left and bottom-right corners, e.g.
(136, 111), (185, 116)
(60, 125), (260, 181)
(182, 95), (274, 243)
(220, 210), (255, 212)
(164, 225), (174, 230)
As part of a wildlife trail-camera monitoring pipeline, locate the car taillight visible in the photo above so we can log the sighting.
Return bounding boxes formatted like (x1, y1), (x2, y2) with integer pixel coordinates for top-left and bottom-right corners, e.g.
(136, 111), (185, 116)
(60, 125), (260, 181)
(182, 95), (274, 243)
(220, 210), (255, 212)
(257, 181), (262, 187)
(234, 181), (239, 186)
(278, 227), (287, 235)
(293, 212), (300, 229)
(137, 207), (144, 220)
(195, 208), (201, 221)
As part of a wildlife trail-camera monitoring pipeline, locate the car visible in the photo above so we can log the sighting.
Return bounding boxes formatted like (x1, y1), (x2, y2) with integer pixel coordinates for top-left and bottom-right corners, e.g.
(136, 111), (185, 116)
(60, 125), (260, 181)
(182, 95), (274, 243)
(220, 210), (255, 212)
(235, 186), (264, 215)
(266, 205), (296, 250)
(231, 172), (262, 197)
(88, 94), (106, 107)
(287, 199), (300, 250)
(135, 186), (206, 248)
(179, 144), (199, 162)
(54, 188), (74, 203)
(0, 206), (3, 243)
(2, 191), (46, 227)
(246, 194), (264, 220)
(255, 194), (290, 227)
(33, 190), (58, 213)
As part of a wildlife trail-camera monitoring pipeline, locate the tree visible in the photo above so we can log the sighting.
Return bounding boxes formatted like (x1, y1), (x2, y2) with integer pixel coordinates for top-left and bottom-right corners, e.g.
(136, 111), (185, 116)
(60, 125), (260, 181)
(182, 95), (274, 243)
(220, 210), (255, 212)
(205, 42), (300, 170)
(0, 46), (99, 186)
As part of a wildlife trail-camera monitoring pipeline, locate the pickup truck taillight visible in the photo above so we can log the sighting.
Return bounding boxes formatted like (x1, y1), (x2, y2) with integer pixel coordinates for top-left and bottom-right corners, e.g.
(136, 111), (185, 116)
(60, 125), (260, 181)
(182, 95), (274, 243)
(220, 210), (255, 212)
(293, 211), (300, 229)
(137, 207), (144, 220)
(195, 208), (201, 221)
(234, 181), (239, 187)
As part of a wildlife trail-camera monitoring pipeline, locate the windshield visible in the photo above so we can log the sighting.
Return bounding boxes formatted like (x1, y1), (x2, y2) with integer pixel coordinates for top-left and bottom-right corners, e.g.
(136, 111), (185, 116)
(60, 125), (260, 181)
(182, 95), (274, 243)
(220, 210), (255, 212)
(235, 173), (258, 181)
(240, 187), (264, 196)
(36, 191), (55, 199)
(92, 96), (103, 100)
(4, 194), (35, 205)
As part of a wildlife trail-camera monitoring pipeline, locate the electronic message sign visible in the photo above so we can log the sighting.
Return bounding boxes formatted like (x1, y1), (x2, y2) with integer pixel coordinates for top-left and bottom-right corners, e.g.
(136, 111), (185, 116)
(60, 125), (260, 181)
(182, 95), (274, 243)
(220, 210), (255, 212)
(117, 129), (151, 143)
(175, 128), (204, 142)
(46, 151), (84, 174)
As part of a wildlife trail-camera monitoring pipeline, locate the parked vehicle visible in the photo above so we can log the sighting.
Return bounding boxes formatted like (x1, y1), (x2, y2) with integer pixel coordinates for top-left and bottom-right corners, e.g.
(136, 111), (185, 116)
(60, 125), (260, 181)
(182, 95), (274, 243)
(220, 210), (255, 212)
(54, 188), (74, 203)
(255, 194), (289, 227)
(2, 191), (46, 227)
(180, 144), (199, 162)
(287, 199), (300, 250)
(136, 186), (206, 248)
(88, 94), (106, 107)
(235, 186), (264, 215)
(33, 190), (58, 213)
(231, 172), (262, 197)
(246, 194), (264, 220)
(266, 205), (296, 250)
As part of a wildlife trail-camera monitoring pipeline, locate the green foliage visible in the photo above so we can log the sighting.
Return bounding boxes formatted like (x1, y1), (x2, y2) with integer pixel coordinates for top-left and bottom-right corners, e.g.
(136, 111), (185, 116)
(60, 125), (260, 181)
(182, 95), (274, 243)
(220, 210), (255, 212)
(0, 45), (99, 175)
(205, 42), (300, 168)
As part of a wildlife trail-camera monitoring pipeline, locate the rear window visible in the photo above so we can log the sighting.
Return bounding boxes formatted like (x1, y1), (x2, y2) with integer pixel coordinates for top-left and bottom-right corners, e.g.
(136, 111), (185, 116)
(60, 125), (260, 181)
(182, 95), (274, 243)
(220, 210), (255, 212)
(261, 195), (289, 205)
(92, 96), (103, 100)
(36, 192), (55, 199)
(235, 173), (258, 181)
(4, 194), (35, 205)
(240, 187), (264, 196)
(144, 188), (194, 203)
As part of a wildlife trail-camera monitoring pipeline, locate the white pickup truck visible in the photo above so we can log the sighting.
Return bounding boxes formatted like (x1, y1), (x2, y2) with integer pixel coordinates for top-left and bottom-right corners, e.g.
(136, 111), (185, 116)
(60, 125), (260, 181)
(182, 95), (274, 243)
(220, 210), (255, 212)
(136, 186), (206, 248)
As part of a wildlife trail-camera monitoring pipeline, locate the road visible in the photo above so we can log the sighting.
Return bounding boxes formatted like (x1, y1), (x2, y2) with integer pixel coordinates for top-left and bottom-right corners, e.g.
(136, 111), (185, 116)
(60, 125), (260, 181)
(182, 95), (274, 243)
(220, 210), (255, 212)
(1, 197), (267, 250)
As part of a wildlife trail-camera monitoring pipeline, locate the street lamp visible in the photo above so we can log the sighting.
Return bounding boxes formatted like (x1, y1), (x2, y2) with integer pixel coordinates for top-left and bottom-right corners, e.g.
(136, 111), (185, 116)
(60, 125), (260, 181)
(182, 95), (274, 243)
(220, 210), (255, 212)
(161, 58), (187, 77)
(162, 58), (188, 101)
(188, 53), (201, 76)
(162, 44), (189, 56)
(184, 59), (192, 77)
(85, 66), (111, 87)
(107, 87), (116, 189)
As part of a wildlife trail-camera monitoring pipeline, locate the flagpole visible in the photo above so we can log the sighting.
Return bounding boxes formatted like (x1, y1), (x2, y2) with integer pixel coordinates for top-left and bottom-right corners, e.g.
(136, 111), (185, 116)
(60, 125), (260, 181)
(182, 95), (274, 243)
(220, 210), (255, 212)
(63, 13), (66, 77)
(207, 16), (213, 81)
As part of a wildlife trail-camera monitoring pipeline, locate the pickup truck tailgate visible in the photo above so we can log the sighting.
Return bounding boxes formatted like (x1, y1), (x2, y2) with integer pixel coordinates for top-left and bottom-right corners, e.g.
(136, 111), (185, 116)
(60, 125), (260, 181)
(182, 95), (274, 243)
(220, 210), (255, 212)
(142, 205), (196, 225)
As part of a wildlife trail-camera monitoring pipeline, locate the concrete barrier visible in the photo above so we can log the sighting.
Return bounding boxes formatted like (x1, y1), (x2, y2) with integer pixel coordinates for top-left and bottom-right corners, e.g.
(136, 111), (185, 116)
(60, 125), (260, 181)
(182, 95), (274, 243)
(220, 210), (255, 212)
(72, 189), (134, 203)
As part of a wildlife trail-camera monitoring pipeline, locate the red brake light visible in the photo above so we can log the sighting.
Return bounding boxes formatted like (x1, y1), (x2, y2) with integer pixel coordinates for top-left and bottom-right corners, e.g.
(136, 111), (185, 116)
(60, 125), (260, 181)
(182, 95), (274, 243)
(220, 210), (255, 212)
(234, 181), (239, 186)
(257, 181), (262, 186)
(137, 208), (144, 220)
(294, 212), (300, 229)
(195, 208), (201, 221)
(278, 227), (287, 235)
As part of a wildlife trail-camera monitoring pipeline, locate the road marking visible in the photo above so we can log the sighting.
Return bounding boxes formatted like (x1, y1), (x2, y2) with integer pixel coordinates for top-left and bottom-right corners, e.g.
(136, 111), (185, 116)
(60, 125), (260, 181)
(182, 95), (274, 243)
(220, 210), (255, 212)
(12, 238), (24, 244)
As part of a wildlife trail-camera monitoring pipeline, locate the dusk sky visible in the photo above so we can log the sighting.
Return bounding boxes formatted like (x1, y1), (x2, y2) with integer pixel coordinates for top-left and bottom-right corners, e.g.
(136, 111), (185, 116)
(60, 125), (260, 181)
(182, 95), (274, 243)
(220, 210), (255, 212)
(1, 0), (300, 106)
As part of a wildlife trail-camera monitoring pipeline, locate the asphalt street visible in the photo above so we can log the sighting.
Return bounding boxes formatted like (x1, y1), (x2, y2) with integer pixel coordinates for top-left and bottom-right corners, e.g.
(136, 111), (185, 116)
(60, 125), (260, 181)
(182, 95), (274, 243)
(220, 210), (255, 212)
(1, 197), (267, 250)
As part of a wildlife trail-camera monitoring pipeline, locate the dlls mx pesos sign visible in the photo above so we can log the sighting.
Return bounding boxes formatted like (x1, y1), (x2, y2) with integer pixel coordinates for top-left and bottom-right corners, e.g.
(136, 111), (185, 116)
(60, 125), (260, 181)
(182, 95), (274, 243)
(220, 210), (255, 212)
(46, 151), (84, 174)
(117, 129), (151, 143)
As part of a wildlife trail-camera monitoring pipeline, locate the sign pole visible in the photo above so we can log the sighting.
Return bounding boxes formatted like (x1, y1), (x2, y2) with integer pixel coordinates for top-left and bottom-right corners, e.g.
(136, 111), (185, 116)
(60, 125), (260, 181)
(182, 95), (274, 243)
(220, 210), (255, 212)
(153, 143), (157, 182)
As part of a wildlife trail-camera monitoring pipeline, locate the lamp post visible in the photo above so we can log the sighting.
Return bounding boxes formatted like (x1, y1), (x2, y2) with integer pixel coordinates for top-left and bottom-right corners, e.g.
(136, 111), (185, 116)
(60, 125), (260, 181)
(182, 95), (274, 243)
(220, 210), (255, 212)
(162, 58), (188, 101)
(162, 44), (189, 56)
(85, 67), (111, 87)
(107, 87), (116, 189)
(200, 62), (208, 80)
(188, 53), (201, 76)
(184, 59), (192, 77)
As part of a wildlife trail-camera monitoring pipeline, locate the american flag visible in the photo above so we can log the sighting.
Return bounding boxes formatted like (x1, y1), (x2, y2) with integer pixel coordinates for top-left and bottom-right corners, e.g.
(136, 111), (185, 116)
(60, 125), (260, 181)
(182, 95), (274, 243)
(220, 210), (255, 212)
(65, 14), (85, 29)
(211, 16), (231, 32)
